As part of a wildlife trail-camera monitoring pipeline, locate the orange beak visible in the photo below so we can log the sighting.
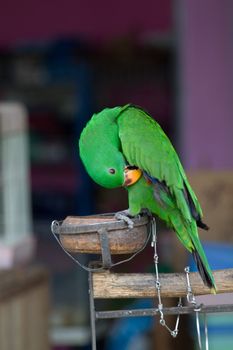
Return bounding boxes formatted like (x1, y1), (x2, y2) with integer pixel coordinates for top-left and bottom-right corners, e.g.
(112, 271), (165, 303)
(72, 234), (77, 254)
(123, 167), (142, 187)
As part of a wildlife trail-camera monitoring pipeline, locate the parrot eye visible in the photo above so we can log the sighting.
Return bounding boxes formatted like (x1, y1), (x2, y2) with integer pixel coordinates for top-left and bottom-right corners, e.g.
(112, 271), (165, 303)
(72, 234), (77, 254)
(108, 168), (116, 174)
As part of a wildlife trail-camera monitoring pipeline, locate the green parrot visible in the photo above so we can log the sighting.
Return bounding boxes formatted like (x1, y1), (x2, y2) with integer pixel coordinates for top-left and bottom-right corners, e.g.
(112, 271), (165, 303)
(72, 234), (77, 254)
(79, 104), (216, 291)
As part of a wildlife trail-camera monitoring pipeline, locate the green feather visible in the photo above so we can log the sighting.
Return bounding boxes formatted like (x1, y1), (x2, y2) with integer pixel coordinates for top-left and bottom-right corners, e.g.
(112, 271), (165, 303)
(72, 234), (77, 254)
(117, 105), (216, 290)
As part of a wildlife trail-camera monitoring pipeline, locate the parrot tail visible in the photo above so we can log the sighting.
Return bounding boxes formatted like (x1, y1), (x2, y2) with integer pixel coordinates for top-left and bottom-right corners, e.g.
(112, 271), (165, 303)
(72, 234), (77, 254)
(196, 218), (209, 230)
(192, 248), (216, 293)
(168, 209), (216, 292)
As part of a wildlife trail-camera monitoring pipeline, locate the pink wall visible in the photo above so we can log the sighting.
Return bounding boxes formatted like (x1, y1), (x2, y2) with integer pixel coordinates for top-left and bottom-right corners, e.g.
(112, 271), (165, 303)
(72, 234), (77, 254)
(179, 0), (233, 169)
(2, 0), (232, 170)
(0, 0), (171, 45)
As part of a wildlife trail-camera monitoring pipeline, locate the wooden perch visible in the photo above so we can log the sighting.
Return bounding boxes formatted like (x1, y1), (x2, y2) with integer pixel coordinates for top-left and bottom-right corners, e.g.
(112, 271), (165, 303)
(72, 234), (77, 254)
(92, 268), (233, 299)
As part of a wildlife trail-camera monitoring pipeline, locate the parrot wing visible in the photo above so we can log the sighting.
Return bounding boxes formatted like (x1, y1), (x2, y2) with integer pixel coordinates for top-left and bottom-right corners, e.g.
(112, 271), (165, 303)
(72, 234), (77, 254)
(117, 105), (215, 290)
(117, 105), (203, 224)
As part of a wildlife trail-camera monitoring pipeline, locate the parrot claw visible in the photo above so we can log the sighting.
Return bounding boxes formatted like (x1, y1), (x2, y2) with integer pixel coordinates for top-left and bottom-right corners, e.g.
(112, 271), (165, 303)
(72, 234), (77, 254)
(115, 210), (134, 229)
(140, 208), (152, 217)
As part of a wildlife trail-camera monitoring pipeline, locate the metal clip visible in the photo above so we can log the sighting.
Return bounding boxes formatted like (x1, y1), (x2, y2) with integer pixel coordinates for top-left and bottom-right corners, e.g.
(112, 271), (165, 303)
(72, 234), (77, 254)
(51, 220), (60, 234)
(185, 266), (196, 305)
(151, 218), (156, 247)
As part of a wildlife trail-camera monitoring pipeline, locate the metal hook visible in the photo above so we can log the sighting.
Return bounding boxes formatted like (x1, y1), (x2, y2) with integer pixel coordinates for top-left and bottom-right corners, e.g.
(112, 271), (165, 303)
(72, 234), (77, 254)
(185, 266), (197, 305)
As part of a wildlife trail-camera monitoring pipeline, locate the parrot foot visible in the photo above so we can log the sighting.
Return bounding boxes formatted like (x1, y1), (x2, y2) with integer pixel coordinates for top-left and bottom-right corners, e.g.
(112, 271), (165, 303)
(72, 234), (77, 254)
(140, 208), (152, 217)
(115, 210), (134, 229)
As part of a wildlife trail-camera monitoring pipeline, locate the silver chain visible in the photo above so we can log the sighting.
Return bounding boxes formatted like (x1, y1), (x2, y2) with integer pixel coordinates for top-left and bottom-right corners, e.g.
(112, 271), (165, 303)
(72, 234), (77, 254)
(151, 218), (209, 348)
(151, 218), (182, 337)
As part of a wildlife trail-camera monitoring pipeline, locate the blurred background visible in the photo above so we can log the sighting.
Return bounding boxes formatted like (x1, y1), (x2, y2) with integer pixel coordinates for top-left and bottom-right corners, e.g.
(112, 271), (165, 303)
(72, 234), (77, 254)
(0, 0), (233, 349)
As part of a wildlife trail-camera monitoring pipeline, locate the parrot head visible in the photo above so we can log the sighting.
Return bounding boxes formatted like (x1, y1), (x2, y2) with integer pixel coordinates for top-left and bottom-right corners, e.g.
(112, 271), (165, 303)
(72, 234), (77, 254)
(79, 105), (142, 189)
(92, 149), (126, 189)
(79, 107), (127, 189)
(79, 135), (126, 189)
(79, 139), (142, 189)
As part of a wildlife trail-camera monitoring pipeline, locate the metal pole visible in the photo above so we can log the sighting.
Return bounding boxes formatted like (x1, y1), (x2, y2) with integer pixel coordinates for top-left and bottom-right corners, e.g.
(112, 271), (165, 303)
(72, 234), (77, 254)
(88, 270), (97, 350)
(95, 303), (233, 319)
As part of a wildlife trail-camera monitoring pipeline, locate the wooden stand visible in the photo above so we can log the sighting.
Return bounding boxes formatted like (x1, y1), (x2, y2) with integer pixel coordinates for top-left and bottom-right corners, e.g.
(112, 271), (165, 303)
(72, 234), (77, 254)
(52, 214), (233, 350)
(92, 269), (233, 299)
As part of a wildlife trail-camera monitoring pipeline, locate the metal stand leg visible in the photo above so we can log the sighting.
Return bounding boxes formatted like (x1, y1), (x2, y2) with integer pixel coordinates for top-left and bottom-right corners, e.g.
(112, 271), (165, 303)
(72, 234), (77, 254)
(89, 270), (97, 350)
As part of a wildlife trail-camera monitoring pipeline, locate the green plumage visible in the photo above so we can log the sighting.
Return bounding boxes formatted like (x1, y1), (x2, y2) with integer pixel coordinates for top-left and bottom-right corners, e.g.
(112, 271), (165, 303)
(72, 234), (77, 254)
(79, 107), (125, 188)
(79, 104), (216, 291)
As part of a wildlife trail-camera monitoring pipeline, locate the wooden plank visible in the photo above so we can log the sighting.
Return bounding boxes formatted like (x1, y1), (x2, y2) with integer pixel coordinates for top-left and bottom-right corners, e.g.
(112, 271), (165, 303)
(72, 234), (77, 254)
(0, 267), (49, 301)
(0, 268), (49, 350)
(92, 268), (233, 299)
